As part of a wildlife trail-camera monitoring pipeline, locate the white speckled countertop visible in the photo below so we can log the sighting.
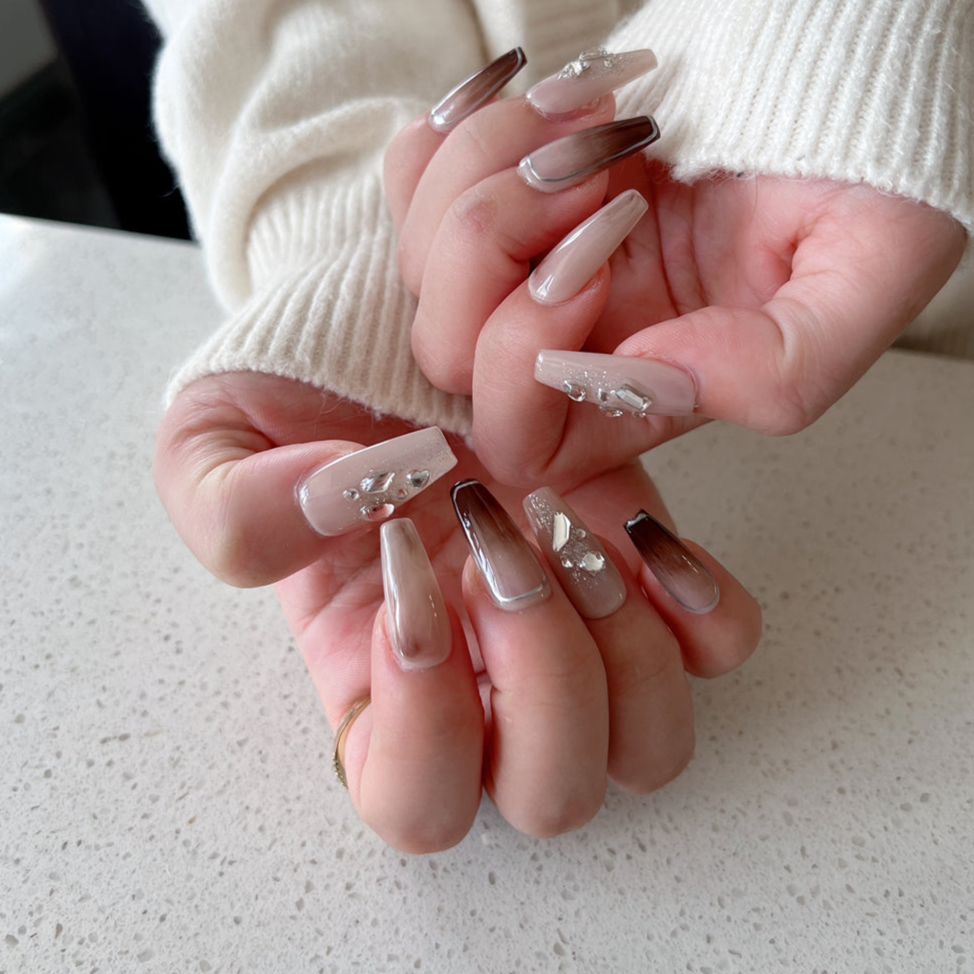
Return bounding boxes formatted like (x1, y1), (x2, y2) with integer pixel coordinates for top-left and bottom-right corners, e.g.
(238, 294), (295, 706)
(1, 214), (973, 973)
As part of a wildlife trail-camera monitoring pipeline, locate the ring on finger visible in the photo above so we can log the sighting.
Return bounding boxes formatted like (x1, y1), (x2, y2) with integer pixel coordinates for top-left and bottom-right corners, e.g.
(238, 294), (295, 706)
(332, 695), (371, 788)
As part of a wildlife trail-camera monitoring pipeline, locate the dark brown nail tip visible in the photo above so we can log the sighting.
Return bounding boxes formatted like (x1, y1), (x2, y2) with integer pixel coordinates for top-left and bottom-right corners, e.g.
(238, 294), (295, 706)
(451, 479), (550, 611)
(429, 47), (528, 132)
(624, 510), (720, 614)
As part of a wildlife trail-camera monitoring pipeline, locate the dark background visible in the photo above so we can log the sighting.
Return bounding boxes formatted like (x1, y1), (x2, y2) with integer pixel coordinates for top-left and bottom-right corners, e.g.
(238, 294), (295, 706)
(0, 0), (190, 239)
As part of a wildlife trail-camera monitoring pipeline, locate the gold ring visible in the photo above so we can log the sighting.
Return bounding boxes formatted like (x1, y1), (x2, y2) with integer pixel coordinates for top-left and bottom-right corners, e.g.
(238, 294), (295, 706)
(332, 696), (371, 788)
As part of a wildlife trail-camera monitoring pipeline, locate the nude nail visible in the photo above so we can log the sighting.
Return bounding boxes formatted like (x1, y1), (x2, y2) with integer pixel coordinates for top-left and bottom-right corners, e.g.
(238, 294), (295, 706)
(451, 479), (550, 611)
(380, 519), (452, 669)
(534, 349), (696, 417)
(529, 190), (648, 304)
(624, 510), (720, 614)
(517, 116), (659, 193)
(523, 488), (626, 619)
(429, 47), (527, 132)
(298, 428), (457, 537)
(527, 48), (658, 119)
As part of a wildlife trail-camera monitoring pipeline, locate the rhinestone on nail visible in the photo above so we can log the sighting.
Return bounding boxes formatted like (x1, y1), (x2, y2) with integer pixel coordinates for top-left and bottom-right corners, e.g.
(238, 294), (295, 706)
(612, 384), (654, 416)
(564, 381), (588, 402)
(406, 470), (431, 489)
(361, 502), (395, 522)
(561, 48), (619, 78)
(580, 552), (606, 573)
(361, 471), (395, 494)
(552, 511), (572, 552)
(343, 488), (360, 501)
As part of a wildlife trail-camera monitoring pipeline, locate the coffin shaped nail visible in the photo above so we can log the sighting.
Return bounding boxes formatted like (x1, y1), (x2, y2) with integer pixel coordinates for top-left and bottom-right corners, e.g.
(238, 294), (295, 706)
(624, 510), (720, 614)
(298, 428), (457, 537)
(530, 190), (648, 304)
(429, 47), (527, 132)
(451, 479), (550, 611)
(517, 116), (660, 192)
(380, 518), (452, 669)
(535, 349), (696, 417)
(523, 487), (626, 619)
(527, 48), (658, 119)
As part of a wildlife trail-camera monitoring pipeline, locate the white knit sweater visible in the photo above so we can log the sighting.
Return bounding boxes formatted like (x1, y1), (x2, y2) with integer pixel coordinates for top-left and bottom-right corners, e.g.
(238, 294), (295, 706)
(145, 0), (974, 433)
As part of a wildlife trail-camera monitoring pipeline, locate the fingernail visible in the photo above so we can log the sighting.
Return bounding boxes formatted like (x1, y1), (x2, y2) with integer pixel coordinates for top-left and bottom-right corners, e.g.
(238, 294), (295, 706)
(429, 47), (527, 133)
(529, 190), (648, 304)
(451, 479), (550, 611)
(517, 116), (659, 192)
(380, 519), (452, 669)
(527, 48), (658, 119)
(298, 428), (457, 537)
(534, 349), (696, 417)
(523, 487), (626, 619)
(624, 510), (720, 614)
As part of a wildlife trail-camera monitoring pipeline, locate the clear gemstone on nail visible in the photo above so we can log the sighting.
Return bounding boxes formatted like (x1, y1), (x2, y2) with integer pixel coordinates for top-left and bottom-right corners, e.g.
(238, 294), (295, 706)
(612, 384), (654, 415)
(561, 558), (574, 569)
(406, 469), (431, 490)
(361, 502), (395, 522)
(564, 381), (588, 402)
(552, 511), (572, 552)
(576, 529), (587, 539)
(361, 471), (395, 493)
(580, 552), (606, 573)
(343, 488), (360, 501)
(599, 404), (625, 417)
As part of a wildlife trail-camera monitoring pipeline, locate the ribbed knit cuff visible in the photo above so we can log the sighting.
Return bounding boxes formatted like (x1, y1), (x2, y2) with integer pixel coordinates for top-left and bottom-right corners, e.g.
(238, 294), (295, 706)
(165, 169), (474, 433)
(611, 0), (974, 234)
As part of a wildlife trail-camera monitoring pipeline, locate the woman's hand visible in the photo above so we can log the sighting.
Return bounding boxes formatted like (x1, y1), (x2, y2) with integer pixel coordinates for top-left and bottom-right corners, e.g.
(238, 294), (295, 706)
(154, 372), (761, 852)
(386, 85), (966, 489)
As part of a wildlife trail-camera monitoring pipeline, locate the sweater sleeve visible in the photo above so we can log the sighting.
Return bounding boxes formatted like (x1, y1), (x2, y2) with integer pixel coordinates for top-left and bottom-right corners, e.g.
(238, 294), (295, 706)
(146, 0), (490, 430)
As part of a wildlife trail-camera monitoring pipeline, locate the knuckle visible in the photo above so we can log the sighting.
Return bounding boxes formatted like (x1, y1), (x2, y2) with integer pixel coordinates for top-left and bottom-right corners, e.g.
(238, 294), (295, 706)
(411, 320), (473, 394)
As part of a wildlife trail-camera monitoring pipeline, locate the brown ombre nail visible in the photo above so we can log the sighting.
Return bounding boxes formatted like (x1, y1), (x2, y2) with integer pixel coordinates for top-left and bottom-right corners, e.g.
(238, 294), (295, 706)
(624, 510), (720, 614)
(451, 480), (550, 611)
(517, 116), (660, 192)
(429, 47), (527, 133)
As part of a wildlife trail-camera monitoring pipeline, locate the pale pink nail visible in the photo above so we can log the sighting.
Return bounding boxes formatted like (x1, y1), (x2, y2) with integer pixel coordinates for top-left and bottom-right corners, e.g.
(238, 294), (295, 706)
(298, 428), (457, 536)
(534, 349), (696, 417)
(529, 190), (648, 304)
(380, 518), (452, 669)
(527, 48), (658, 119)
(517, 116), (660, 193)
(523, 488), (627, 620)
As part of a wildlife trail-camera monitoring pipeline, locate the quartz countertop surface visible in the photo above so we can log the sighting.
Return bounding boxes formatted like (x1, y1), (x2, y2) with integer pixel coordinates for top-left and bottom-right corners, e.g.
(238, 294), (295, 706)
(2, 214), (973, 972)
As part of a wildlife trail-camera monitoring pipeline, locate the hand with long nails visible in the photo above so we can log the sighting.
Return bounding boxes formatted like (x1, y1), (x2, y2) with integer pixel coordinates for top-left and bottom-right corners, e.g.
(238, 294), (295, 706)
(154, 374), (761, 852)
(385, 47), (966, 491)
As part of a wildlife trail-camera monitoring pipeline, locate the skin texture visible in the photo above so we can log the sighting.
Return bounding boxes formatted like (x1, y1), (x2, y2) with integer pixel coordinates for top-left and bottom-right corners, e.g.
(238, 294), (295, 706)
(385, 93), (967, 489)
(154, 374), (762, 852)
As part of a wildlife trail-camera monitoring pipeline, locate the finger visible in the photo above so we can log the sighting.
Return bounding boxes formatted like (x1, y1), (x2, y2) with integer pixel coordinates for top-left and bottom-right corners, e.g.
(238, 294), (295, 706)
(522, 488), (695, 794)
(452, 480), (609, 838)
(624, 511), (763, 678)
(470, 196), (702, 487)
(412, 168), (610, 392)
(383, 48), (528, 231)
(615, 186), (967, 435)
(345, 520), (483, 854)
(154, 383), (457, 585)
(397, 95), (619, 294)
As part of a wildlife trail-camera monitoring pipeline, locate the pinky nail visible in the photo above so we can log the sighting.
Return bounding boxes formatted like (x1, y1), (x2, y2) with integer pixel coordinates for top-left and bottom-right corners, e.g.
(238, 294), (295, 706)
(534, 349), (696, 417)
(527, 48), (658, 119)
(529, 189), (648, 304)
(429, 47), (527, 132)
(380, 519), (452, 669)
(451, 479), (550, 611)
(523, 487), (626, 619)
(624, 510), (720, 614)
(298, 427), (457, 537)
(517, 116), (660, 192)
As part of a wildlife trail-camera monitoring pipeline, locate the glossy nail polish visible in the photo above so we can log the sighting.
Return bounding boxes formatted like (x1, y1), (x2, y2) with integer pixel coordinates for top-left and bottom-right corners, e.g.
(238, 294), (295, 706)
(534, 349), (696, 417)
(451, 479), (550, 611)
(527, 48), (658, 119)
(429, 47), (527, 132)
(529, 189), (648, 304)
(380, 519), (452, 669)
(523, 487), (626, 619)
(298, 427), (457, 537)
(517, 116), (659, 192)
(624, 510), (720, 614)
